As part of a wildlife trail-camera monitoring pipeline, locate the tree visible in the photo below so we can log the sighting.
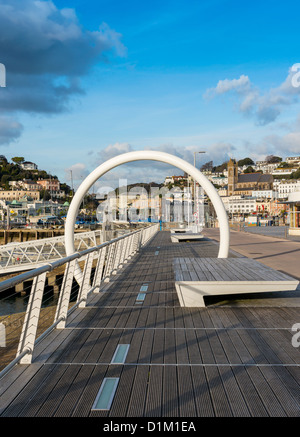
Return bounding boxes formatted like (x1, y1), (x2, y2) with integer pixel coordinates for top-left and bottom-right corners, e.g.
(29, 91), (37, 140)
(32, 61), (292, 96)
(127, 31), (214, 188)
(244, 166), (255, 173)
(238, 157), (254, 166)
(201, 161), (213, 172)
(11, 157), (25, 164)
(265, 155), (282, 163)
(290, 168), (300, 179)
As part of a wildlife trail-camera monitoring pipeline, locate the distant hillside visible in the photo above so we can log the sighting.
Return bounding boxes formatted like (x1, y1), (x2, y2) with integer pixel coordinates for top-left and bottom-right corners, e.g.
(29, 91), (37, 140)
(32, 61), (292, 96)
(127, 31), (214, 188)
(0, 155), (59, 190)
(115, 182), (164, 194)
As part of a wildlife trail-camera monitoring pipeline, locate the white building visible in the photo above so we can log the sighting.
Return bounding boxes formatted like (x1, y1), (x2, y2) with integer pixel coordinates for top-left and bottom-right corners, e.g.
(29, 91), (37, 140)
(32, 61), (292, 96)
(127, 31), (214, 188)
(272, 168), (295, 177)
(222, 195), (257, 215)
(276, 180), (300, 199)
(20, 161), (38, 171)
(208, 175), (228, 186)
(255, 161), (278, 173)
(252, 190), (278, 199)
(286, 156), (300, 166)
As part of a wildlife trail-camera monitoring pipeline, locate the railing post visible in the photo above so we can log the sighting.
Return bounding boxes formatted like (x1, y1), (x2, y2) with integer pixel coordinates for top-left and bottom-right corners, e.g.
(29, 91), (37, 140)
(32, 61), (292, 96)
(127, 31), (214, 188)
(92, 246), (107, 292)
(126, 233), (134, 260)
(17, 272), (47, 364)
(54, 259), (77, 329)
(77, 252), (95, 308)
(103, 241), (116, 282)
(111, 238), (123, 274)
(119, 234), (129, 267)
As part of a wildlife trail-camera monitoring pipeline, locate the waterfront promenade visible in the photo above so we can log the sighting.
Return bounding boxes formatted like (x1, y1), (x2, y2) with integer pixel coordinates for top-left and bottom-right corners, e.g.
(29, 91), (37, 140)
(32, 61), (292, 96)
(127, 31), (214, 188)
(0, 230), (299, 417)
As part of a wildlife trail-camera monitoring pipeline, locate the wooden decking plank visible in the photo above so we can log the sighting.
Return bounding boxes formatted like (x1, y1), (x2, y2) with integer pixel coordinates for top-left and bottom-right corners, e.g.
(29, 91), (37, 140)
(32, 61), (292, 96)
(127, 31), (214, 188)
(127, 365), (149, 416)
(162, 366), (179, 417)
(165, 307), (175, 328)
(258, 366), (300, 417)
(35, 365), (81, 417)
(231, 366), (269, 417)
(53, 364), (95, 417)
(272, 366), (300, 406)
(74, 365), (108, 417)
(144, 365), (163, 417)
(218, 366), (251, 416)
(0, 364), (54, 416)
(126, 329), (144, 363)
(109, 365), (136, 417)
(177, 366), (197, 416)
(206, 329), (228, 364)
(86, 329), (115, 363)
(191, 366), (215, 416)
(138, 329), (154, 363)
(151, 329), (164, 364)
(245, 366), (287, 417)
(164, 329), (176, 364)
(205, 366), (233, 417)
(185, 329), (202, 364)
(175, 329), (189, 364)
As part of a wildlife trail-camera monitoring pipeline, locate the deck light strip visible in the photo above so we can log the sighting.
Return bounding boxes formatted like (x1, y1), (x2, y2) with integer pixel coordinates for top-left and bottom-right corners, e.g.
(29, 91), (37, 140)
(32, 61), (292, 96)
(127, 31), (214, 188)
(111, 344), (130, 364)
(91, 377), (119, 410)
(136, 293), (146, 303)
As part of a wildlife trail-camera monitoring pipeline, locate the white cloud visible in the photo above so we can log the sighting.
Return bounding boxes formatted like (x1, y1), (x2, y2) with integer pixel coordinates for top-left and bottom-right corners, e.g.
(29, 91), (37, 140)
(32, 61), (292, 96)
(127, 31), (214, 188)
(206, 74), (251, 97)
(205, 66), (300, 126)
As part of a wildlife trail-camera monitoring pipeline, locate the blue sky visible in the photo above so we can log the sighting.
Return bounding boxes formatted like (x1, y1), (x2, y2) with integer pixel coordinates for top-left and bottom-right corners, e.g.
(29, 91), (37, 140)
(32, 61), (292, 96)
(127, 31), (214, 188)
(0, 0), (300, 188)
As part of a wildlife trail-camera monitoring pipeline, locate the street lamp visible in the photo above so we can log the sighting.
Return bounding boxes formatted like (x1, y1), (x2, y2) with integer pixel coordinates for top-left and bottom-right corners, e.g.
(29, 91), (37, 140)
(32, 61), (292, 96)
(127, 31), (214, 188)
(193, 151), (206, 220)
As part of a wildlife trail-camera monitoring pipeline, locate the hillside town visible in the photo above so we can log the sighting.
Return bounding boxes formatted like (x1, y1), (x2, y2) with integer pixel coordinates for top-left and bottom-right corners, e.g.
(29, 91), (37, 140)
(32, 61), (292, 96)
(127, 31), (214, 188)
(0, 154), (299, 235)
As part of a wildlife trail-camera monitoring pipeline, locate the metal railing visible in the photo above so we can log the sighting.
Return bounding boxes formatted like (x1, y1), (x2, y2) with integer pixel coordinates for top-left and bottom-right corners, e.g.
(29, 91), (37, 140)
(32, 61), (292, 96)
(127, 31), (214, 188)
(0, 230), (102, 273)
(0, 223), (159, 377)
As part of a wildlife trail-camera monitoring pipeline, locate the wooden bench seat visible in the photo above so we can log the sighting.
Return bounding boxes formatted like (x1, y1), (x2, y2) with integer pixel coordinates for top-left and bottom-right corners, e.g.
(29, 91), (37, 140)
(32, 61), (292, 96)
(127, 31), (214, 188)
(173, 257), (299, 307)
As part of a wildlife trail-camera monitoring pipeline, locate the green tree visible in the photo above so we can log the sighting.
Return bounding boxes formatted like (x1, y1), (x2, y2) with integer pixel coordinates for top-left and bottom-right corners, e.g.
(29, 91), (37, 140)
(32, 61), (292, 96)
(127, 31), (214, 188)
(244, 166), (255, 173)
(290, 168), (300, 179)
(265, 155), (282, 163)
(238, 157), (254, 166)
(11, 157), (25, 164)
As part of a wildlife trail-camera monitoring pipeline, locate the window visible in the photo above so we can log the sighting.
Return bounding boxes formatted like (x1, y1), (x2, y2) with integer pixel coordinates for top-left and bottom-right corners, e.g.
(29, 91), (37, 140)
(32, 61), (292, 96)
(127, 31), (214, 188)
(92, 378), (119, 410)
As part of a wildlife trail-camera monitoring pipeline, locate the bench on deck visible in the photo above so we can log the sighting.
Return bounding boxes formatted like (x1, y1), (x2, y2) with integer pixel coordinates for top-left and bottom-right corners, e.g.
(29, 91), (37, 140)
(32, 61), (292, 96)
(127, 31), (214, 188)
(173, 257), (299, 307)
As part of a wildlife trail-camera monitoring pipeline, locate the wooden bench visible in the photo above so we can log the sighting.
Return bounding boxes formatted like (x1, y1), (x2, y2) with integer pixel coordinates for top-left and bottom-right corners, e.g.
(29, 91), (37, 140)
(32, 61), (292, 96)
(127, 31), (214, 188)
(173, 257), (299, 307)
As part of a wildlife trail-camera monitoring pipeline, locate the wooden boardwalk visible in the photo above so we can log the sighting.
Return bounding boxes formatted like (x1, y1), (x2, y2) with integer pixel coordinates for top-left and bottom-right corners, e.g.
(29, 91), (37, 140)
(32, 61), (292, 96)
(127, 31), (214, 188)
(0, 231), (299, 417)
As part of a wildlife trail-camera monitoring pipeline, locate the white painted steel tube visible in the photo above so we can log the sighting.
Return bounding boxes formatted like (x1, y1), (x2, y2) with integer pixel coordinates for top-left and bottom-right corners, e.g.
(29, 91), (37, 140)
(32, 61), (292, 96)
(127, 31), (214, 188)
(65, 151), (230, 280)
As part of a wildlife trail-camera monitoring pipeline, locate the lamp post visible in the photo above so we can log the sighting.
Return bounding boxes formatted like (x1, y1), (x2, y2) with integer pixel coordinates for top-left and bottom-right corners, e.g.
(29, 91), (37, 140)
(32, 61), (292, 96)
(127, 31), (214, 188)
(193, 151), (206, 223)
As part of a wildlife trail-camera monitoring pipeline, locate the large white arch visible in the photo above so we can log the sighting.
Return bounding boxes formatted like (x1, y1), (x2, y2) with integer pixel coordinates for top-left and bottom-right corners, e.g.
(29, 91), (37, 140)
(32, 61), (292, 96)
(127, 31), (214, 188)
(65, 151), (230, 266)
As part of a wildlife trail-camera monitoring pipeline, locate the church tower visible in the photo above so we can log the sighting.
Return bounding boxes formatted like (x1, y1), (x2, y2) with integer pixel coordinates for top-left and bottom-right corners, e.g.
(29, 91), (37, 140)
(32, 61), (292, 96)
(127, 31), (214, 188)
(227, 158), (238, 196)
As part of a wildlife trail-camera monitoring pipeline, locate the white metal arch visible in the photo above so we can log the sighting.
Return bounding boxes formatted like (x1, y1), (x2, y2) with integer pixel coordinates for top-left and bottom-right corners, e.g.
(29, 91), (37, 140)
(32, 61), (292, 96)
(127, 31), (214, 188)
(65, 151), (230, 280)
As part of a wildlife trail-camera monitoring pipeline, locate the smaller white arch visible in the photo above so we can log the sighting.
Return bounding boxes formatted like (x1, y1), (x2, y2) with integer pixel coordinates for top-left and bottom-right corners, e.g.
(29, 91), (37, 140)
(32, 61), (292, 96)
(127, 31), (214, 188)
(65, 151), (230, 281)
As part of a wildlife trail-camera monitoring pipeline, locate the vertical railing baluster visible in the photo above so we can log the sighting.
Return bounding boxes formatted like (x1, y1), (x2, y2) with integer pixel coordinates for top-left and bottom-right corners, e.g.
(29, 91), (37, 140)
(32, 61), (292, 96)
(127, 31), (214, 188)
(17, 272), (47, 364)
(92, 246), (107, 292)
(77, 252), (95, 308)
(54, 259), (77, 329)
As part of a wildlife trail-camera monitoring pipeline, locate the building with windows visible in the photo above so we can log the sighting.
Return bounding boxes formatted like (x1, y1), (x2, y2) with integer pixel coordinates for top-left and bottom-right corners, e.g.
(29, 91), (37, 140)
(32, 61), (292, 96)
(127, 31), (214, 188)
(37, 178), (60, 192)
(20, 161), (38, 171)
(0, 190), (40, 201)
(227, 159), (273, 196)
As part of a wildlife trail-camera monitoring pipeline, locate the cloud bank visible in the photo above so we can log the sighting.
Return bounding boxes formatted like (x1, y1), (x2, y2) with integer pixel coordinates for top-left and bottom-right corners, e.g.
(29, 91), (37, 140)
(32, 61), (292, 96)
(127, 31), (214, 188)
(0, 0), (126, 143)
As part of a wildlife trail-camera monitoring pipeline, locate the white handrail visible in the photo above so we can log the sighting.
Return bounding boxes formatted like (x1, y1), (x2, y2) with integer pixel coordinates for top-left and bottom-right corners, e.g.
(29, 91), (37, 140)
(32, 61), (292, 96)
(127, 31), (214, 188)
(0, 223), (159, 376)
